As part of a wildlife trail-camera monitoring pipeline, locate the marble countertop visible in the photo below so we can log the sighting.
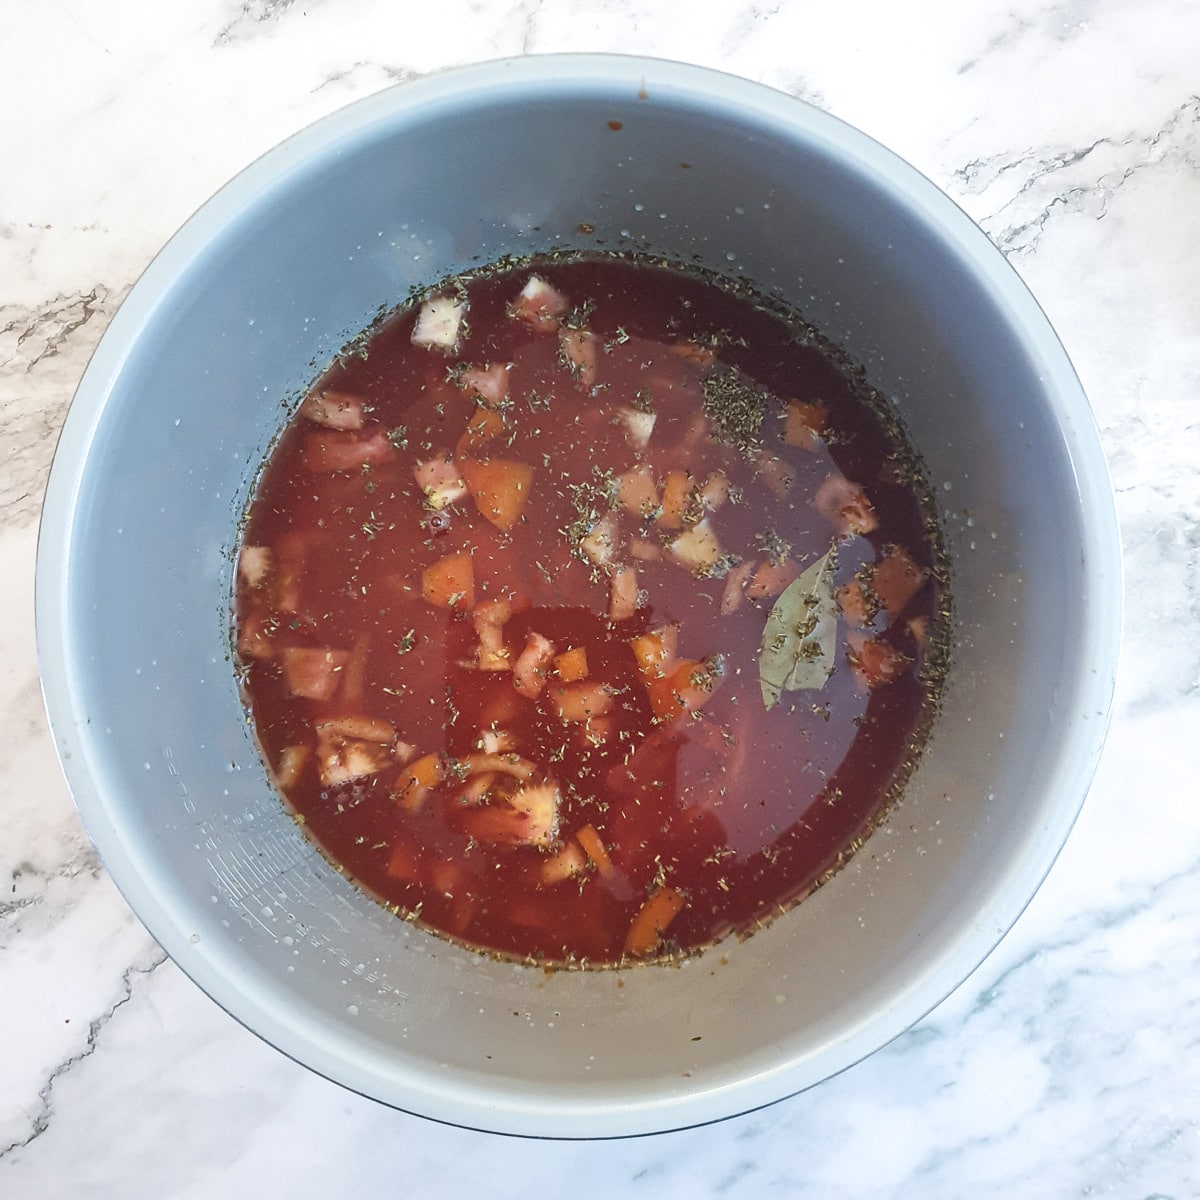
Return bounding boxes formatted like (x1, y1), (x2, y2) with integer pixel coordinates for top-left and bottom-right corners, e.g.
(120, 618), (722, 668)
(3, 1), (1198, 1194)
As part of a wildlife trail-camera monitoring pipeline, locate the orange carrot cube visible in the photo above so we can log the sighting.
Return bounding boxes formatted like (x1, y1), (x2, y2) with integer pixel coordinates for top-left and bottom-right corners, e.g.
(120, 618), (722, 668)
(421, 551), (475, 611)
(783, 400), (827, 449)
(554, 646), (590, 683)
(460, 457), (534, 532)
(623, 886), (685, 956)
(657, 469), (692, 530)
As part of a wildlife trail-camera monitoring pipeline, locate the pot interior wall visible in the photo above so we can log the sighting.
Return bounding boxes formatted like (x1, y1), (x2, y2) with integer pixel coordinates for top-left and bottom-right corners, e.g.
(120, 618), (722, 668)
(45, 61), (1109, 1134)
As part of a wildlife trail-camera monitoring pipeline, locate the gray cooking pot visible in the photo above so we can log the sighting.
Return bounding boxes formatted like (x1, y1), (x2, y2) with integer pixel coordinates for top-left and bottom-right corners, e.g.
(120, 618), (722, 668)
(36, 55), (1120, 1137)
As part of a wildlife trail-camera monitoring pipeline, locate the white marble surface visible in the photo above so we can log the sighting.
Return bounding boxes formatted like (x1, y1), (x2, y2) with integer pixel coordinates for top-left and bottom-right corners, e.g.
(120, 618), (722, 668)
(3, 0), (1199, 1194)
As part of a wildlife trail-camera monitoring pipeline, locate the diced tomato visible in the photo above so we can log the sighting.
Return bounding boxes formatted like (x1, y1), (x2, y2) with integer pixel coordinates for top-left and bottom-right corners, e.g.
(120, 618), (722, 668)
(615, 407), (656, 450)
(630, 626), (678, 681)
(719, 559), (755, 615)
(513, 631), (556, 699)
(657, 469), (693, 531)
(509, 275), (570, 332)
(698, 470), (731, 513)
(616, 463), (660, 517)
(413, 451), (468, 510)
(236, 613), (275, 660)
(280, 647), (350, 701)
(579, 512), (620, 565)
(667, 519), (724, 576)
(300, 390), (365, 431)
(554, 646), (589, 683)
(411, 295), (464, 351)
(393, 752), (445, 812)
(744, 557), (799, 601)
(455, 407), (506, 460)
(559, 327), (600, 387)
(238, 545), (272, 589)
(836, 578), (875, 627)
(303, 430), (394, 473)
(907, 615), (929, 647)
(782, 400), (827, 449)
(646, 656), (725, 721)
(551, 681), (614, 725)
(668, 340), (715, 365)
(815, 472), (879, 538)
(609, 564), (639, 622)
(754, 451), (794, 499)
(386, 837), (421, 882)
(457, 362), (510, 407)
(460, 457), (534, 532)
(315, 715), (395, 743)
(463, 781), (561, 848)
(315, 732), (393, 787)
(575, 824), (616, 880)
(273, 744), (310, 790)
(846, 631), (913, 692)
(421, 552), (475, 611)
(472, 597), (512, 671)
(623, 886), (685, 957)
(540, 840), (588, 886)
(872, 545), (927, 618)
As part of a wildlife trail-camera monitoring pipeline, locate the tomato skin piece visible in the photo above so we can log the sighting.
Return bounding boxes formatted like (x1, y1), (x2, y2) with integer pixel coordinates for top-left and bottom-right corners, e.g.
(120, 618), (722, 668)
(846, 631), (913, 691)
(782, 399), (826, 449)
(815, 472), (879, 538)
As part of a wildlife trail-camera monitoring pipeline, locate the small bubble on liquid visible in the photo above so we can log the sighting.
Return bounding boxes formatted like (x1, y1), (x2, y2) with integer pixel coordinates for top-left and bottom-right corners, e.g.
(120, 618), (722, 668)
(634, 202), (645, 212)
(347, 1004), (359, 1017)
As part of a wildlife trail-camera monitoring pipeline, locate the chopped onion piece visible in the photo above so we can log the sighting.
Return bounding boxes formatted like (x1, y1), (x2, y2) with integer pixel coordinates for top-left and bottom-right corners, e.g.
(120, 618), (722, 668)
(412, 295), (465, 351)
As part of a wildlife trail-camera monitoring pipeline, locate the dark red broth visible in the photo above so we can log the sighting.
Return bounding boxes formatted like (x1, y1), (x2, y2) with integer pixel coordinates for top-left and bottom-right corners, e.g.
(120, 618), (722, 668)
(234, 254), (946, 967)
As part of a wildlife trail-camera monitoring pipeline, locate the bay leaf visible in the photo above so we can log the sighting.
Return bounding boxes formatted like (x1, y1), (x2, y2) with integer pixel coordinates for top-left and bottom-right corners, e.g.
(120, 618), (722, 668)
(758, 548), (838, 710)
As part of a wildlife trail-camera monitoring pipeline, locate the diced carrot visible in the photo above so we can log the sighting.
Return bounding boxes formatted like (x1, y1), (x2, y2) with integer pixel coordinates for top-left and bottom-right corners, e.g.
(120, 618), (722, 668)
(579, 511), (619, 565)
(554, 646), (590, 683)
(745, 557), (800, 601)
(575, 824), (616, 880)
(782, 399), (827, 449)
(280, 647), (350, 701)
(413, 451), (468, 510)
(815, 472), (878, 538)
(303, 430), (394, 473)
(630, 626), (678, 681)
(457, 362), (510, 407)
(616, 463), (660, 517)
(411, 295), (464, 351)
(513, 631), (556, 699)
(623, 886), (685, 957)
(754, 451), (793, 499)
(455, 407), (506, 460)
(238, 545), (272, 589)
(551, 681), (614, 725)
(657, 469), (693, 531)
(509, 275), (570, 332)
(460, 457), (534, 532)
(300, 390), (365, 431)
(559, 327), (600, 387)
(667, 519), (723, 575)
(719, 559), (755, 615)
(609, 564), (639, 622)
(273, 744), (310, 790)
(421, 552), (475, 611)
(540, 840), (588, 886)
(392, 752), (445, 812)
(479, 684), (526, 729)
(846, 631), (913, 692)
(836, 579), (875, 628)
(872, 545), (928, 618)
